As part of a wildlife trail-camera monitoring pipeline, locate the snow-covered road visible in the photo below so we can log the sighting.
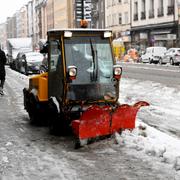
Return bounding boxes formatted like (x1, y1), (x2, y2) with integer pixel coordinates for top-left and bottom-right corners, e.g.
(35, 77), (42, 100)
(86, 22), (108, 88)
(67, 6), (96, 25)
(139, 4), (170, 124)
(0, 67), (180, 179)
(120, 78), (180, 138)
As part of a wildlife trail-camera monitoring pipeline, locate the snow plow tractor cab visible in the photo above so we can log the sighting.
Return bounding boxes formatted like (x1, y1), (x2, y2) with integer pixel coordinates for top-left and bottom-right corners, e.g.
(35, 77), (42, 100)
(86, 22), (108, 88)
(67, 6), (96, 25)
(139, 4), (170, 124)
(23, 29), (149, 147)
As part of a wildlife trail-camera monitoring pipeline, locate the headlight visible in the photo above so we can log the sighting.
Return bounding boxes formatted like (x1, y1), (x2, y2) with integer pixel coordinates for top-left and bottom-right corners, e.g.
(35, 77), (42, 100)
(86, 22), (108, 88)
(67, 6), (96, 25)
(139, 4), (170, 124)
(64, 31), (72, 38)
(67, 66), (77, 80)
(104, 31), (112, 38)
(113, 65), (122, 80)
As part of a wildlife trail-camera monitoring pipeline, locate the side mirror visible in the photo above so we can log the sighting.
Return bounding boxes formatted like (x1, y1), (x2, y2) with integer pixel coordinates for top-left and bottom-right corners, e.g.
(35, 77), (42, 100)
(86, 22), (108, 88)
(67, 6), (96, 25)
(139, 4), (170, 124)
(113, 65), (122, 80)
(67, 66), (77, 81)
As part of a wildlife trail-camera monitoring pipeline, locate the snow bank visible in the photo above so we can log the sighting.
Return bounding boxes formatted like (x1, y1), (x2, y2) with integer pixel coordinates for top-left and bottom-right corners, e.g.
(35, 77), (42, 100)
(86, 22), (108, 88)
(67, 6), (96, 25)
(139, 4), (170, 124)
(115, 121), (180, 171)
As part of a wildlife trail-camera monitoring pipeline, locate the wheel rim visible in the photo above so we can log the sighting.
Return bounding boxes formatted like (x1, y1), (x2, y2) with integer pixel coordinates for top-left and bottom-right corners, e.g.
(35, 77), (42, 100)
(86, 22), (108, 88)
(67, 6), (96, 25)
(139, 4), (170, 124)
(159, 59), (162, 64)
(170, 59), (173, 65)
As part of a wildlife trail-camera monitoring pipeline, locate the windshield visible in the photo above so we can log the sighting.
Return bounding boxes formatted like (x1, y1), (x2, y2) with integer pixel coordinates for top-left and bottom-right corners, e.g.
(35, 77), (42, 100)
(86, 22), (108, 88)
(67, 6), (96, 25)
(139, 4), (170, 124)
(64, 36), (117, 101)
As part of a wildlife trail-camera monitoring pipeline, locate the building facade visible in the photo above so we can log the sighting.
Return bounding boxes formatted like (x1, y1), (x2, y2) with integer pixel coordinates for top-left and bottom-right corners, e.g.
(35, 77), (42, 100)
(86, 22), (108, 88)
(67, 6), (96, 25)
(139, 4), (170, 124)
(0, 23), (7, 49)
(27, 1), (34, 38)
(54, 0), (73, 29)
(3, 0), (180, 52)
(91, 0), (105, 29)
(46, 0), (73, 29)
(6, 13), (17, 40)
(131, 0), (178, 50)
(35, 0), (47, 50)
(16, 6), (28, 38)
(105, 0), (131, 49)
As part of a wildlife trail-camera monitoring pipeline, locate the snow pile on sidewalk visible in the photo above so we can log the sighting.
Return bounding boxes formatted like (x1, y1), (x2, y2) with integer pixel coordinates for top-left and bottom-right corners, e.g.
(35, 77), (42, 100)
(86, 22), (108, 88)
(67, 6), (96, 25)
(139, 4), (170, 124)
(115, 121), (180, 171)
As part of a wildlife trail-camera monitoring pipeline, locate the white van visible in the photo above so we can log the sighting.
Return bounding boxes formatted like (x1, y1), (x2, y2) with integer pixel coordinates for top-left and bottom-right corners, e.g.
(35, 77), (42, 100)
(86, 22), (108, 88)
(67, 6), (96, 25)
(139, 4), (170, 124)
(141, 47), (167, 63)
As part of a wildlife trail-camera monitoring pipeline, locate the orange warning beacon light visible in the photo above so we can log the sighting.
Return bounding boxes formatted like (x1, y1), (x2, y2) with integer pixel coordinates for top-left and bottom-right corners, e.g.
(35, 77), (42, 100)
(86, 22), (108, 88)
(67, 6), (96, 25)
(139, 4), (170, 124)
(80, 19), (88, 28)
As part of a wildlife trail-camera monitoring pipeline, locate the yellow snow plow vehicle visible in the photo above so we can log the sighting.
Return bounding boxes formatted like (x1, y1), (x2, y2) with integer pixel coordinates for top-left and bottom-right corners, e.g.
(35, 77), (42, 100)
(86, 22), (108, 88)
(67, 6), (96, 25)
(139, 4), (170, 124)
(23, 29), (149, 147)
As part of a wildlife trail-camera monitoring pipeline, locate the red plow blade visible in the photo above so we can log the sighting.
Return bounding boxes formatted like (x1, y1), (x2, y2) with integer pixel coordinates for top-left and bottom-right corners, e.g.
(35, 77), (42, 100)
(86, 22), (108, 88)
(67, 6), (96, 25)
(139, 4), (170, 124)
(111, 101), (149, 133)
(71, 101), (149, 141)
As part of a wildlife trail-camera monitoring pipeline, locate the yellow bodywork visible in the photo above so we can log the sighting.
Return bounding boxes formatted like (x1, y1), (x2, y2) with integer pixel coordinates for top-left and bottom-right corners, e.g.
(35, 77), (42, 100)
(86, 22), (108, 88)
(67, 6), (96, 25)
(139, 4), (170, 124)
(112, 38), (125, 61)
(29, 73), (48, 102)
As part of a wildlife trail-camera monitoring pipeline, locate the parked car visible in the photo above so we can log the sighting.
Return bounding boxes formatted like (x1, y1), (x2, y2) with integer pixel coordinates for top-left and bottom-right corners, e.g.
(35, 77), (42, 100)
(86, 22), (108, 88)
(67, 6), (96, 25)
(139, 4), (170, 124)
(141, 47), (167, 64)
(15, 52), (44, 75)
(159, 48), (180, 65)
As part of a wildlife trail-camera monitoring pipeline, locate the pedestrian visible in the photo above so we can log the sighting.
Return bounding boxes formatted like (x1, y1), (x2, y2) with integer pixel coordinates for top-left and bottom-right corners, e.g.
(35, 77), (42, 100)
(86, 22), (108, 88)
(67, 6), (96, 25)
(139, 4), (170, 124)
(0, 47), (7, 95)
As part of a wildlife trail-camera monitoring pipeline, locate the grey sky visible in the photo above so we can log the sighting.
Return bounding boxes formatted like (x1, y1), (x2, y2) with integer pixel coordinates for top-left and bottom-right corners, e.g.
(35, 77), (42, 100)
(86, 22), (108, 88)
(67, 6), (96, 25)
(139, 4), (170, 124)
(0, 0), (29, 23)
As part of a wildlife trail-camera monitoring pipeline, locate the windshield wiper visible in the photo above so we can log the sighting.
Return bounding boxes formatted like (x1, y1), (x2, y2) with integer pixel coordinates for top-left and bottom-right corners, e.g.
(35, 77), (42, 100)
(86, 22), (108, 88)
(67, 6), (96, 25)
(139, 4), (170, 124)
(90, 39), (98, 81)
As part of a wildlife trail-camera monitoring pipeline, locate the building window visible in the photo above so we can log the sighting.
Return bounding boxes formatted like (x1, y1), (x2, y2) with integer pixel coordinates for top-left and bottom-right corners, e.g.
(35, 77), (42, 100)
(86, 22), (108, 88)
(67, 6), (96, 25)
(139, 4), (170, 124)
(124, 12), (128, 24)
(134, 1), (138, 21)
(167, 0), (174, 15)
(149, 0), (154, 18)
(112, 13), (117, 26)
(119, 13), (122, 24)
(112, 0), (116, 6)
(119, 0), (122, 3)
(158, 0), (164, 17)
(141, 0), (146, 19)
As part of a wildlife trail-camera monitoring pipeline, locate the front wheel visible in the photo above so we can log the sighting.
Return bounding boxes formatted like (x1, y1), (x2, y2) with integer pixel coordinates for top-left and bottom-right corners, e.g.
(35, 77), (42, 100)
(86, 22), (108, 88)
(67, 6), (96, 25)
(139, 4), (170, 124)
(170, 58), (174, 65)
(28, 93), (41, 125)
(159, 58), (163, 65)
(48, 97), (70, 135)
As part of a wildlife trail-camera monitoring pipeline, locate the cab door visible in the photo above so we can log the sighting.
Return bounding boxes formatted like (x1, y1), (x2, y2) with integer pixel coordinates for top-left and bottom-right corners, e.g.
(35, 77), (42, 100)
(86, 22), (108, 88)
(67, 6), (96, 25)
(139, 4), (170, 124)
(48, 40), (64, 101)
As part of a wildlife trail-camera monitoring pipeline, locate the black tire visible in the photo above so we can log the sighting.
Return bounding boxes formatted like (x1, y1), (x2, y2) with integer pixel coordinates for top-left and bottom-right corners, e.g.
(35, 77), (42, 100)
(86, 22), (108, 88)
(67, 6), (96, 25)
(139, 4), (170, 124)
(48, 98), (69, 135)
(28, 93), (40, 125)
(170, 58), (174, 65)
(149, 58), (152, 64)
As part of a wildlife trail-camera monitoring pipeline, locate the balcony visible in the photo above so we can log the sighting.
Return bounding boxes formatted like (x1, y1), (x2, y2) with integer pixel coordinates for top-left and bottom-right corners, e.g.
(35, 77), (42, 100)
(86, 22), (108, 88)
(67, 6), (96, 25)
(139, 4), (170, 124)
(141, 11), (146, 20)
(167, 6), (174, 15)
(134, 13), (138, 21)
(149, 9), (154, 18)
(158, 7), (164, 17)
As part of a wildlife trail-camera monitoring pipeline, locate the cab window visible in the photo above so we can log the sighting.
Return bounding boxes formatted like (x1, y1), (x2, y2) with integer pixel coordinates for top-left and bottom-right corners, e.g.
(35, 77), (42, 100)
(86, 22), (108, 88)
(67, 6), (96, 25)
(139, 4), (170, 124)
(50, 40), (61, 72)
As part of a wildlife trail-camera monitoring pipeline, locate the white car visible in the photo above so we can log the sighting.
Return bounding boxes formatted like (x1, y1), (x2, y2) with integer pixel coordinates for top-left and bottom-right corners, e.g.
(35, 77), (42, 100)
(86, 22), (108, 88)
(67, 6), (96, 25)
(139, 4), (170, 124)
(159, 48), (180, 65)
(15, 51), (44, 75)
(141, 47), (167, 64)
